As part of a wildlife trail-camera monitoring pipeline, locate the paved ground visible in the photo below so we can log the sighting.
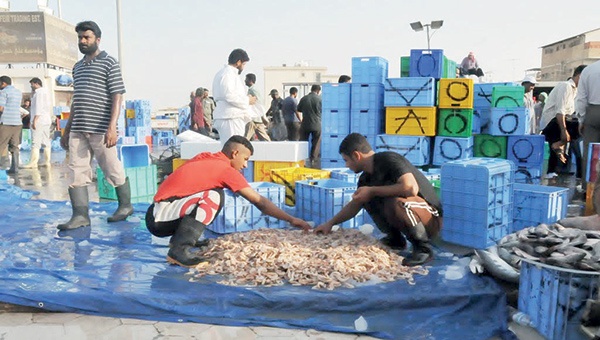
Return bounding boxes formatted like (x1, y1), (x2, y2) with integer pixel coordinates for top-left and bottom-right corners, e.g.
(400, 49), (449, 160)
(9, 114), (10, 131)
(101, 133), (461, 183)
(0, 149), (569, 339)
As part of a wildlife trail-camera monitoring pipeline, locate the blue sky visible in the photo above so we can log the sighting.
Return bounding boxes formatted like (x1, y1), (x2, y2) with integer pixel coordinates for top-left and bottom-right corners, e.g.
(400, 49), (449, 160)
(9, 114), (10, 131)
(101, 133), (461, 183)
(11, 0), (600, 109)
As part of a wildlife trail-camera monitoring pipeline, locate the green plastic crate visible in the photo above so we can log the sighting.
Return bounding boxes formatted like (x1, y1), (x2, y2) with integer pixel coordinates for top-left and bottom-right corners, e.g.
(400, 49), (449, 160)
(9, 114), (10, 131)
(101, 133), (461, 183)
(474, 134), (507, 159)
(400, 56), (410, 77)
(442, 56), (457, 78)
(438, 109), (473, 137)
(97, 164), (157, 203)
(491, 86), (524, 108)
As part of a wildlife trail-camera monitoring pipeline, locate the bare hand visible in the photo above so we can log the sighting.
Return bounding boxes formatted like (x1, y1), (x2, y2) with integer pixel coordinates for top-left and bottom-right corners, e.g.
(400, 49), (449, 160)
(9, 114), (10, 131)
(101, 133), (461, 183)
(105, 126), (118, 148)
(314, 223), (333, 235)
(560, 130), (570, 144)
(60, 131), (70, 150)
(290, 217), (312, 232)
(249, 95), (257, 105)
(352, 187), (372, 204)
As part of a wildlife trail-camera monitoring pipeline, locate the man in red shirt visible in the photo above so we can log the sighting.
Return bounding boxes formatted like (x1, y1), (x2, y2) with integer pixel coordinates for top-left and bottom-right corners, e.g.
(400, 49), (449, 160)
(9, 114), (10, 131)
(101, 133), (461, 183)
(146, 135), (312, 267)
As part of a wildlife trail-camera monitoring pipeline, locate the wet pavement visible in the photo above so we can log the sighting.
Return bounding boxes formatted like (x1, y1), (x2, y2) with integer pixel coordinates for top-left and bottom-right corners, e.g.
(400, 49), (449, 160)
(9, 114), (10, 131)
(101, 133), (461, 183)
(1, 149), (582, 339)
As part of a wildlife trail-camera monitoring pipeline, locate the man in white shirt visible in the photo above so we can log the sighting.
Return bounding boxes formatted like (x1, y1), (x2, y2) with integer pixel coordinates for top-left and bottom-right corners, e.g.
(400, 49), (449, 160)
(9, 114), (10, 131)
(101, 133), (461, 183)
(521, 75), (537, 134)
(211, 49), (256, 143)
(22, 77), (53, 168)
(576, 60), (600, 189)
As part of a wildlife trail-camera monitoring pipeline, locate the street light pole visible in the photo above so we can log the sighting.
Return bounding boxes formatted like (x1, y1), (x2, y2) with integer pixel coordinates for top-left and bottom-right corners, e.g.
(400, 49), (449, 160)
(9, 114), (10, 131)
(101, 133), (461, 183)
(425, 24), (431, 50)
(410, 20), (444, 50)
(116, 0), (124, 70)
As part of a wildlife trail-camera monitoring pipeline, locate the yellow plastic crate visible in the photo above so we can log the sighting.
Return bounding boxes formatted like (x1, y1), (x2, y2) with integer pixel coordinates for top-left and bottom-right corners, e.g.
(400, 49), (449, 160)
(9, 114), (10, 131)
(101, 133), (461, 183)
(126, 109), (136, 119)
(438, 78), (474, 109)
(172, 158), (187, 172)
(254, 160), (305, 182)
(270, 167), (331, 205)
(385, 107), (437, 136)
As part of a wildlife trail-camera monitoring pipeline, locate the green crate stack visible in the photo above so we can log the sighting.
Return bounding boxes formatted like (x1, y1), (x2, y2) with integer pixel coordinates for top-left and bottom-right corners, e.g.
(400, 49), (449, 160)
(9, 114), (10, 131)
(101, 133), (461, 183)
(400, 56), (410, 77)
(438, 109), (473, 137)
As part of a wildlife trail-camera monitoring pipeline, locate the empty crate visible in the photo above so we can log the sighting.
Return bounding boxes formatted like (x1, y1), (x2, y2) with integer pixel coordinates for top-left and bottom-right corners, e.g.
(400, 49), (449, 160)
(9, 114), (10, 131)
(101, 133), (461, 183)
(118, 144), (150, 168)
(438, 109), (474, 137)
(254, 160), (304, 182)
(375, 134), (431, 166)
(409, 49), (444, 79)
(438, 78), (474, 109)
(97, 165), (157, 203)
(513, 183), (568, 232)
(322, 83), (351, 110)
(321, 109), (350, 134)
(433, 136), (473, 166)
(491, 85), (524, 108)
(473, 82), (515, 108)
(507, 135), (545, 166)
(385, 107), (437, 136)
(351, 56), (389, 84)
(270, 167), (331, 205)
(351, 83), (385, 111)
(474, 134), (507, 158)
(488, 107), (530, 136)
(383, 77), (436, 107)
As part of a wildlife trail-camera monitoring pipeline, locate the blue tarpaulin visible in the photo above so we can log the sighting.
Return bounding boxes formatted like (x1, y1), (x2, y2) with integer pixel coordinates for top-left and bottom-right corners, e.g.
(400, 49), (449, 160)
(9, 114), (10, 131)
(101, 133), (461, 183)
(0, 183), (511, 339)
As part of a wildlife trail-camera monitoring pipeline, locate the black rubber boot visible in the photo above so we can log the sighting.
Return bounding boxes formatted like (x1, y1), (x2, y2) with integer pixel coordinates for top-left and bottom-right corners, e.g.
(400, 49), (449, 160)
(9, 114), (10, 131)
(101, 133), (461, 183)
(167, 216), (207, 267)
(402, 222), (434, 266)
(7, 152), (19, 174)
(57, 186), (91, 230)
(107, 177), (134, 222)
(381, 234), (407, 250)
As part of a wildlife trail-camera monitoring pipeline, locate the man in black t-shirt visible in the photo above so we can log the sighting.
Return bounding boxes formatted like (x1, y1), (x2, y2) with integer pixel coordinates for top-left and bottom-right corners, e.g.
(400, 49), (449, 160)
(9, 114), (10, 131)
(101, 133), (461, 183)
(315, 133), (442, 266)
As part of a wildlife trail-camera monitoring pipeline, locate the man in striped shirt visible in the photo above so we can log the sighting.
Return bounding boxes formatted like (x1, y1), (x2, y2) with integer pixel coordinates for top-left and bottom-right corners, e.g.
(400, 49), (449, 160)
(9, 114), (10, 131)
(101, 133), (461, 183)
(58, 21), (133, 230)
(0, 76), (23, 174)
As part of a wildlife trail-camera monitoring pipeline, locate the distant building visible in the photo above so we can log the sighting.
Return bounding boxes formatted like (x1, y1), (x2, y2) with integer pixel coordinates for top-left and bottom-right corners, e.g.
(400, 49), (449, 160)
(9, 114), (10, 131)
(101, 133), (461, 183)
(540, 28), (600, 81)
(263, 62), (339, 105)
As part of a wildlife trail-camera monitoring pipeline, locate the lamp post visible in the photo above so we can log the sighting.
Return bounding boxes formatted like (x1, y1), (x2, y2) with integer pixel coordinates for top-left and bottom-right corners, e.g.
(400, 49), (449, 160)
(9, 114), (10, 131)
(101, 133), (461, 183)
(410, 20), (444, 50)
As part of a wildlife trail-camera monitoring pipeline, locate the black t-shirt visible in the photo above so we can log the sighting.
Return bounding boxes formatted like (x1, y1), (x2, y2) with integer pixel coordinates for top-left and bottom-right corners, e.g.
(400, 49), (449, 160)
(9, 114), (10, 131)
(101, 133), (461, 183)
(358, 152), (443, 216)
(297, 92), (322, 130)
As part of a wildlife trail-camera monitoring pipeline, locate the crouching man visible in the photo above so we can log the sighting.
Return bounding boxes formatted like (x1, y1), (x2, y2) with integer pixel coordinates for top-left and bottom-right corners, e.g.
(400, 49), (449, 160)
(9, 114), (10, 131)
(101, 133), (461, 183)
(146, 135), (312, 267)
(314, 133), (443, 266)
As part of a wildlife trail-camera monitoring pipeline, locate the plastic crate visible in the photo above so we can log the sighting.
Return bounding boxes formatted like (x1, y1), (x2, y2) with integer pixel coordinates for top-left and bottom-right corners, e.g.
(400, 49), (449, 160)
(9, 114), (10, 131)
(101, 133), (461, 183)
(586, 143), (600, 183)
(473, 82), (515, 108)
(320, 133), (346, 160)
(432, 136), (473, 166)
(320, 158), (345, 169)
(351, 56), (389, 84)
(208, 182), (286, 234)
(513, 183), (568, 232)
(442, 56), (457, 78)
(321, 109), (350, 134)
(491, 85), (524, 108)
(295, 179), (362, 229)
(385, 107), (436, 136)
(438, 78), (474, 109)
(254, 160), (304, 182)
(383, 77), (436, 107)
(438, 109), (473, 137)
(474, 134), (507, 158)
(489, 107), (530, 136)
(325, 168), (361, 185)
(409, 49), (444, 79)
(351, 83), (384, 111)
(172, 158), (187, 172)
(400, 56), (410, 77)
(441, 158), (515, 248)
(515, 164), (543, 185)
(350, 108), (385, 138)
(270, 167), (331, 205)
(375, 134), (430, 166)
(474, 107), (491, 134)
(242, 161), (254, 182)
(97, 165), (157, 203)
(519, 260), (600, 340)
(322, 83), (351, 110)
(507, 135), (545, 167)
(118, 144), (150, 168)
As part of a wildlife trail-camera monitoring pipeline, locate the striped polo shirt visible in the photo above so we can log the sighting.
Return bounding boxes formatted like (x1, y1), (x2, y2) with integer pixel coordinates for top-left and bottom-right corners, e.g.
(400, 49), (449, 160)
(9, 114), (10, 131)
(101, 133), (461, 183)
(0, 85), (24, 126)
(71, 51), (126, 134)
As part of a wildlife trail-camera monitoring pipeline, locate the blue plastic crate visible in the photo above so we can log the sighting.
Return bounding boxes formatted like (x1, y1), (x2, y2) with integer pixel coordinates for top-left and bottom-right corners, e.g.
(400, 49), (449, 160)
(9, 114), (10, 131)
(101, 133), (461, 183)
(118, 144), (150, 168)
(322, 83), (351, 110)
(519, 260), (600, 340)
(513, 184), (568, 232)
(242, 161), (254, 182)
(208, 182), (286, 234)
(321, 109), (350, 135)
(507, 135), (545, 167)
(320, 158), (346, 169)
(489, 107), (530, 136)
(325, 168), (361, 185)
(409, 49), (444, 79)
(320, 133), (346, 160)
(515, 164), (543, 184)
(178, 107), (191, 133)
(375, 135), (431, 166)
(351, 56), (389, 84)
(432, 136), (473, 166)
(295, 179), (363, 229)
(441, 215), (511, 249)
(473, 82), (515, 108)
(473, 107), (491, 134)
(350, 109), (384, 139)
(351, 83), (384, 111)
(383, 77), (436, 107)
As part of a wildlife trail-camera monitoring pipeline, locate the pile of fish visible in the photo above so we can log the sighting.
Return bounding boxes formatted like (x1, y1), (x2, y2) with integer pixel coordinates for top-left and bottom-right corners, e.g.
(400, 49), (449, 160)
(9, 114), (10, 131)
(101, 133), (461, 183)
(471, 223), (600, 283)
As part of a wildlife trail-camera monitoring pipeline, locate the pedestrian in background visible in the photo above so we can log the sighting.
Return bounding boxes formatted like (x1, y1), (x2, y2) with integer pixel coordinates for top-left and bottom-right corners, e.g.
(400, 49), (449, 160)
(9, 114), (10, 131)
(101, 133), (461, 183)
(22, 77), (54, 169)
(576, 59), (600, 189)
(191, 87), (210, 136)
(521, 75), (537, 134)
(244, 73), (270, 141)
(58, 21), (133, 230)
(282, 87), (300, 141)
(297, 84), (322, 167)
(0, 76), (23, 174)
(202, 89), (216, 135)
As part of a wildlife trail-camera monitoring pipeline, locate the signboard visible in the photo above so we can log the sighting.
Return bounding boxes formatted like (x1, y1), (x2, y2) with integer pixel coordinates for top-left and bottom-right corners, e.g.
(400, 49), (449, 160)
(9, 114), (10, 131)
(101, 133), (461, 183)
(0, 12), (77, 69)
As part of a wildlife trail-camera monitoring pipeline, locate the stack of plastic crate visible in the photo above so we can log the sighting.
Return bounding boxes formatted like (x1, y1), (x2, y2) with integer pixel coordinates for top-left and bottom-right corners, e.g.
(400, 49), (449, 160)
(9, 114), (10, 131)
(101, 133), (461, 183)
(441, 158), (515, 249)
(320, 83), (351, 169)
(512, 183), (568, 232)
(507, 134), (546, 184)
(125, 100), (152, 150)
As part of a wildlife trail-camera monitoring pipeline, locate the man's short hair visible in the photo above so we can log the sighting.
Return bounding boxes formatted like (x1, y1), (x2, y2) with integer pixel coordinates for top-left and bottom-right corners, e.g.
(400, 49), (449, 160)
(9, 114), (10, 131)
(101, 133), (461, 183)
(311, 84), (321, 93)
(75, 21), (102, 38)
(245, 73), (256, 84)
(222, 135), (254, 155)
(228, 48), (250, 65)
(338, 75), (351, 83)
(195, 87), (204, 97)
(0, 76), (12, 85)
(289, 87), (298, 95)
(30, 77), (42, 86)
(339, 133), (372, 156)
(574, 65), (587, 77)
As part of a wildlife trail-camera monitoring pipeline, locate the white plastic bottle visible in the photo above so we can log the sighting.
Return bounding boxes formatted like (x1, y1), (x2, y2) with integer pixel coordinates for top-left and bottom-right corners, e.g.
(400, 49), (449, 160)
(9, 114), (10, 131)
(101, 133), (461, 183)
(508, 306), (534, 327)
